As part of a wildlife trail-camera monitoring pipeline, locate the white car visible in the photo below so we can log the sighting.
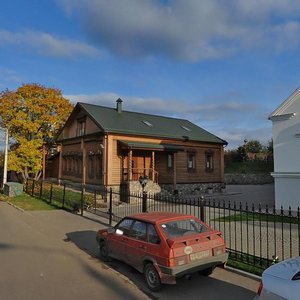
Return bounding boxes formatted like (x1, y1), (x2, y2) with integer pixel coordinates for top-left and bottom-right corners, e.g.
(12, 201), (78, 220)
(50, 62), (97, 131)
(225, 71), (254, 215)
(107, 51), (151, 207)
(254, 256), (300, 300)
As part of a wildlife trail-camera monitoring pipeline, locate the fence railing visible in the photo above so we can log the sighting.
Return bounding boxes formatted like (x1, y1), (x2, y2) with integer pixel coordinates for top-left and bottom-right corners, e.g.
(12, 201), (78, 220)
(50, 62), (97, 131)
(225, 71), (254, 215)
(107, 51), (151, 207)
(25, 179), (300, 274)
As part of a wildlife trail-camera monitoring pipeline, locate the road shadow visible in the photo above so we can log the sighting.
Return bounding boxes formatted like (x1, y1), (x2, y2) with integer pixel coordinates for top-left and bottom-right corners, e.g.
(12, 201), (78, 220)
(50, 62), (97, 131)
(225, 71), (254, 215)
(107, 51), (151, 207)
(66, 230), (257, 300)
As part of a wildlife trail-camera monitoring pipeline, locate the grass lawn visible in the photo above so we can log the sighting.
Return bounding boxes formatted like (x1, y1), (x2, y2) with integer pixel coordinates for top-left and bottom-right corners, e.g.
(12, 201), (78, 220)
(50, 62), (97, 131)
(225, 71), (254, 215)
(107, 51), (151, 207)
(225, 161), (273, 174)
(214, 212), (300, 224)
(0, 193), (61, 211)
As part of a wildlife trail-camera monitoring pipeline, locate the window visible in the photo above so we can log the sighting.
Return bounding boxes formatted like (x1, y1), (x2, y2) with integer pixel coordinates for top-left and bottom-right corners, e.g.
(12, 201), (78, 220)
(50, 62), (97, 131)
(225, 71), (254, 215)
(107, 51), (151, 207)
(205, 151), (214, 172)
(148, 224), (160, 244)
(181, 125), (191, 131)
(96, 154), (102, 179)
(142, 120), (153, 127)
(187, 152), (196, 170)
(88, 156), (95, 178)
(116, 218), (133, 236)
(77, 119), (86, 136)
(167, 153), (173, 169)
(161, 218), (209, 239)
(130, 221), (147, 241)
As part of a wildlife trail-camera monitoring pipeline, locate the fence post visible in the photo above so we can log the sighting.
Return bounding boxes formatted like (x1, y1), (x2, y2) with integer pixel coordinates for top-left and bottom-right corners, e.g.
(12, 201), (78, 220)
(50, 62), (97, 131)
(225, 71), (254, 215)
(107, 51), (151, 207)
(142, 191), (148, 213)
(80, 186), (84, 216)
(31, 180), (35, 197)
(94, 189), (97, 213)
(25, 179), (28, 193)
(109, 188), (113, 226)
(49, 183), (53, 204)
(199, 196), (205, 222)
(62, 183), (66, 209)
(39, 180), (43, 199)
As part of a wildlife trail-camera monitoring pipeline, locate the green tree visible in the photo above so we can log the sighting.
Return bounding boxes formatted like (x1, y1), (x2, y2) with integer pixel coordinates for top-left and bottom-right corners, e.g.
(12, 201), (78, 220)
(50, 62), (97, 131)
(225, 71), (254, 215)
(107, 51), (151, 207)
(0, 83), (74, 182)
(245, 140), (263, 153)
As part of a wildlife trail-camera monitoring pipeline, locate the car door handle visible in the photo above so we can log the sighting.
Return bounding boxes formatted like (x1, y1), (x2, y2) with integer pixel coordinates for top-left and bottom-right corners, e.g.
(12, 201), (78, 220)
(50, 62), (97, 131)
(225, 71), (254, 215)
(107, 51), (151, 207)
(139, 245), (146, 250)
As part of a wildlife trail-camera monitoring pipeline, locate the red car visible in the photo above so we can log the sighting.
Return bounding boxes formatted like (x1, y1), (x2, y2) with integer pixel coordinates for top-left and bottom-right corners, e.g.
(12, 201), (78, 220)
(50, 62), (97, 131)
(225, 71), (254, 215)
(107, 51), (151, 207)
(96, 212), (228, 291)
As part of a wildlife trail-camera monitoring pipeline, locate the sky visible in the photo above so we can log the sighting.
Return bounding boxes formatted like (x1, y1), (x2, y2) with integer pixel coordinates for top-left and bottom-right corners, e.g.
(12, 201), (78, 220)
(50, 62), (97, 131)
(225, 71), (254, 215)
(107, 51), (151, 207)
(1, 0), (300, 149)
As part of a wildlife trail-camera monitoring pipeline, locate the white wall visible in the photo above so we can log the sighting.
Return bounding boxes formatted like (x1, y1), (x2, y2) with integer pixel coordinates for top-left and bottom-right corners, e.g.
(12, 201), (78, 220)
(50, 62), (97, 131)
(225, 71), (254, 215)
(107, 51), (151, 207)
(272, 118), (300, 173)
(270, 91), (300, 210)
(273, 175), (300, 210)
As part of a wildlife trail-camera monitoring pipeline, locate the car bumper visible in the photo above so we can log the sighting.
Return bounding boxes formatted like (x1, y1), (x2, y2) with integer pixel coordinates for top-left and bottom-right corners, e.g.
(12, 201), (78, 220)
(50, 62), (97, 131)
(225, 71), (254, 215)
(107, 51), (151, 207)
(158, 252), (228, 282)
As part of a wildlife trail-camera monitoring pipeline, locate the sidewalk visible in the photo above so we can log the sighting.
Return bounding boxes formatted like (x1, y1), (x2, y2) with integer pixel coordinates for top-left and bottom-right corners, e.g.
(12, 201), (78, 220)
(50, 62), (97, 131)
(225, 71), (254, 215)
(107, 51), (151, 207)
(0, 201), (150, 300)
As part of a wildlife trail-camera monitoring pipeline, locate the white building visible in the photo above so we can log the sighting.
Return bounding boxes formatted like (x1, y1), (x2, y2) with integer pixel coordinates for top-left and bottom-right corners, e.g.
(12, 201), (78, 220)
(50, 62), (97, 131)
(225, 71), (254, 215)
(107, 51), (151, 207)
(269, 88), (300, 211)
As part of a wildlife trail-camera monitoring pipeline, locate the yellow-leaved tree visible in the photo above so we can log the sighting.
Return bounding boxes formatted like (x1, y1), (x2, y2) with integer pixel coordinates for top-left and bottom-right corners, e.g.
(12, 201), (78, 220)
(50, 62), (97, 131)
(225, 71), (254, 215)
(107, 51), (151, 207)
(0, 83), (74, 182)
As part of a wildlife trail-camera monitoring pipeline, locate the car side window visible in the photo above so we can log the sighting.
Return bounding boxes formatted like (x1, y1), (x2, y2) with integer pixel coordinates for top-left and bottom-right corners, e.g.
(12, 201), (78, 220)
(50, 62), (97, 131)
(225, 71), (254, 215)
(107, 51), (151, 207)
(116, 219), (133, 237)
(148, 224), (160, 244)
(130, 221), (147, 241)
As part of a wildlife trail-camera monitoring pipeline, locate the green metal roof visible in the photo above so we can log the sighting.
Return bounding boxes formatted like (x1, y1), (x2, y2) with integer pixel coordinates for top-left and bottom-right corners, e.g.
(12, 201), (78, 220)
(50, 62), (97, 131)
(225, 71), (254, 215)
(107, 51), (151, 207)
(77, 102), (227, 145)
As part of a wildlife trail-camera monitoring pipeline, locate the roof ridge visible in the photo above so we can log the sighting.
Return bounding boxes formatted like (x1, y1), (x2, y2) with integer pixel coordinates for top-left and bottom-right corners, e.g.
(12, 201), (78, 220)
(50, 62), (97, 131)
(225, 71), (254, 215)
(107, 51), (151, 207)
(79, 101), (189, 122)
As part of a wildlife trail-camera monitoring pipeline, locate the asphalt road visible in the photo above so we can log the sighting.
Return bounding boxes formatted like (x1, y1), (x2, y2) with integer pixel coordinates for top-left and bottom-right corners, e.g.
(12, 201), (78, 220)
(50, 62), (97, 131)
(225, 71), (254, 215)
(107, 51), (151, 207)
(0, 201), (259, 300)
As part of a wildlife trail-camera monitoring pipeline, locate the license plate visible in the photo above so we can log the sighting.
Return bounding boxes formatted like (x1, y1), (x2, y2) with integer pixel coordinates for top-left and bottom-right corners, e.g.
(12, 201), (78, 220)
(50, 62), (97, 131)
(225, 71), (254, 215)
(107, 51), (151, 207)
(190, 250), (210, 261)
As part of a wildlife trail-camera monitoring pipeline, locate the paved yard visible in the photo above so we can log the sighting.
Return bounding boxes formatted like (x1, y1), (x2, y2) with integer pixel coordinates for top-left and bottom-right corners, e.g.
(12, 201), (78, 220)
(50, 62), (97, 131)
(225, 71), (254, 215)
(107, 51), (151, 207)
(0, 201), (259, 300)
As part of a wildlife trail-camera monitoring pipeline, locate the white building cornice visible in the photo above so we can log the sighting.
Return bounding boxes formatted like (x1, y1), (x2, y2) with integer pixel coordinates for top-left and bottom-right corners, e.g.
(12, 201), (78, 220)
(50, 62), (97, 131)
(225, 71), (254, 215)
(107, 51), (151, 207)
(268, 113), (296, 122)
(271, 172), (300, 179)
(269, 87), (300, 119)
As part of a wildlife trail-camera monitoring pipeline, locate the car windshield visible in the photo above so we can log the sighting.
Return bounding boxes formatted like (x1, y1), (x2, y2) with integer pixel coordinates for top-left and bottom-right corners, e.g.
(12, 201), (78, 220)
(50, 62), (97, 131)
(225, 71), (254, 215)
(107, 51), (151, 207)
(160, 218), (210, 239)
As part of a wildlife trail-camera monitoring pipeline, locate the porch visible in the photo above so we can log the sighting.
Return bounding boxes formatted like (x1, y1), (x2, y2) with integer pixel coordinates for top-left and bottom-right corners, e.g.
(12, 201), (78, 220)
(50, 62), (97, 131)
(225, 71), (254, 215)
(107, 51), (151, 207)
(118, 140), (183, 186)
(122, 168), (158, 182)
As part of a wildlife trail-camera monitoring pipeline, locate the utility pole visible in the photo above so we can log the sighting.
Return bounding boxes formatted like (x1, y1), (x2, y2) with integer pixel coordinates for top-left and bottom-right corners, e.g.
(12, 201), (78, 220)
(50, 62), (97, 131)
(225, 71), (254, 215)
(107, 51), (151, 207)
(3, 127), (8, 187)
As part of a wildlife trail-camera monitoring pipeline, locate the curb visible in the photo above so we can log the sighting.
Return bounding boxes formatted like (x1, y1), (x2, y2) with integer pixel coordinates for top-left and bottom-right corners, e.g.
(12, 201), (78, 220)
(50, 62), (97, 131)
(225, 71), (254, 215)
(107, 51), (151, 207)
(6, 201), (25, 212)
(225, 265), (261, 282)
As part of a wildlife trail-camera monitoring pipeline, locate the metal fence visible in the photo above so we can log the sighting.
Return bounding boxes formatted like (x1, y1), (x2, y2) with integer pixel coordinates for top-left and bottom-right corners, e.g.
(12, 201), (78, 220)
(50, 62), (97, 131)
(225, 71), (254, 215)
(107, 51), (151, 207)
(25, 179), (300, 274)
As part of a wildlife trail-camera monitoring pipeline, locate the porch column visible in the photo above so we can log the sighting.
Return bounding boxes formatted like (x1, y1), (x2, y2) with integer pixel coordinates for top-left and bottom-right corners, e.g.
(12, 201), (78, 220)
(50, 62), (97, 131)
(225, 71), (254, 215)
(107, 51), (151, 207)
(151, 151), (155, 181)
(129, 149), (132, 181)
(173, 152), (177, 189)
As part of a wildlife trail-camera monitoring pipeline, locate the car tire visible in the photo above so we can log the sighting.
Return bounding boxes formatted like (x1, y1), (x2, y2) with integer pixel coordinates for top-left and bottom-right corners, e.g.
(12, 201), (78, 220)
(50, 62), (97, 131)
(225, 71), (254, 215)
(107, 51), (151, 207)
(200, 266), (215, 276)
(144, 263), (162, 292)
(99, 240), (111, 262)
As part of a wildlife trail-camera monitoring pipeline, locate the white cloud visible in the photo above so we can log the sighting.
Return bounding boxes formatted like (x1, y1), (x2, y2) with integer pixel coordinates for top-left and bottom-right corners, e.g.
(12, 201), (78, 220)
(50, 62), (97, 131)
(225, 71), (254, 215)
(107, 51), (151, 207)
(59, 0), (300, 61)
(0, 68), (22, 84)
(0, 29), (100, 59)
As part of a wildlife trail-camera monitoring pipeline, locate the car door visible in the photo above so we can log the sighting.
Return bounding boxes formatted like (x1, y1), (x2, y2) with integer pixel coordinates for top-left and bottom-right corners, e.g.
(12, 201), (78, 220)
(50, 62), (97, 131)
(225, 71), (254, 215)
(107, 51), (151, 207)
(125, 220), (148, 271)
(108, 218), (133, 261)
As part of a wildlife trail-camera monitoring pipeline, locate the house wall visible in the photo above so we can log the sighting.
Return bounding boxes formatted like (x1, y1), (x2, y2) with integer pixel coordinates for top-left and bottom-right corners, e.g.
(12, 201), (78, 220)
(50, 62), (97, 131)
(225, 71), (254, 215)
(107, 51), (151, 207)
(59, 138), (103, 185)
(271, 93), (300, 210)
(156, 144), (223, 184)
(61, 111), (100, 139)
(106, 134), (224, 186)
(272, 119), (300, 173)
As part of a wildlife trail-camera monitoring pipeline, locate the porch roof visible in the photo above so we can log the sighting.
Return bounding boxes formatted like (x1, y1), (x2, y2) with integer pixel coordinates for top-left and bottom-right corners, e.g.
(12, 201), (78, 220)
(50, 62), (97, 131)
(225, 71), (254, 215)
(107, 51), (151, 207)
(118, 140), (184, 152)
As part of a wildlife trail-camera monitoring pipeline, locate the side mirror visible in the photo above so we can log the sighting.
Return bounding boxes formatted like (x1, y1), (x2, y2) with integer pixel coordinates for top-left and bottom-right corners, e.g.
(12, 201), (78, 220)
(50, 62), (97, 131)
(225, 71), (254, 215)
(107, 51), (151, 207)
(115, 229), (124, 235)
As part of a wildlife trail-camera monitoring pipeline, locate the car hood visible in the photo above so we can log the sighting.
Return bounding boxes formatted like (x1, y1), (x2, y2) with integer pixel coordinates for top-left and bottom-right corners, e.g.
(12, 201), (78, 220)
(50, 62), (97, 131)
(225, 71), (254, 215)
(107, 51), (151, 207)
(264, 256), (300, 280)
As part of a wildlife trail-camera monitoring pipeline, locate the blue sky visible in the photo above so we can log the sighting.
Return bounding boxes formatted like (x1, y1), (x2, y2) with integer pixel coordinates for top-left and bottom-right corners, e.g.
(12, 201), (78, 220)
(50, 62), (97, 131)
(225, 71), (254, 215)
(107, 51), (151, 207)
(1, 0), (300, 149)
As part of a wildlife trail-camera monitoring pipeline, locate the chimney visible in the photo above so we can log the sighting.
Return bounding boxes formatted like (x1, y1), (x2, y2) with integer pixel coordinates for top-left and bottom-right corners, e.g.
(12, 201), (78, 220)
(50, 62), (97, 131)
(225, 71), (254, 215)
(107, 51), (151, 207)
(116, 98), (123, 113)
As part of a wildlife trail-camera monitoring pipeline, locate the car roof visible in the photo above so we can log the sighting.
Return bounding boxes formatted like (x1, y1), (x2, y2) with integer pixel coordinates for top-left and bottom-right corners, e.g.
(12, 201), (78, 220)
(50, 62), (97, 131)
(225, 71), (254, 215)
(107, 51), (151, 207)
(127, 212), (196, 224)
(264, 256), (300, 280)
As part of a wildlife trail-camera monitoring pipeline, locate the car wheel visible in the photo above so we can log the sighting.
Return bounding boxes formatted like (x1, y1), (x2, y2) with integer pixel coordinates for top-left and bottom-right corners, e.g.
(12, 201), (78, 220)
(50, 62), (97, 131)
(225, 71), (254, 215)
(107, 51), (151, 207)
(144, 263), (162, 292)
(99, 240), (111, 262)
(200, 266), (215, 276)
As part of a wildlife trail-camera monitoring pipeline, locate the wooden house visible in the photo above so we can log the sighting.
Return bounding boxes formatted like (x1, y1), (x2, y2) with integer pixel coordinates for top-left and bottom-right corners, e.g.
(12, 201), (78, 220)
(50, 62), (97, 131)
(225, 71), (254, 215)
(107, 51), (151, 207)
(53, 99), (227, 194)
